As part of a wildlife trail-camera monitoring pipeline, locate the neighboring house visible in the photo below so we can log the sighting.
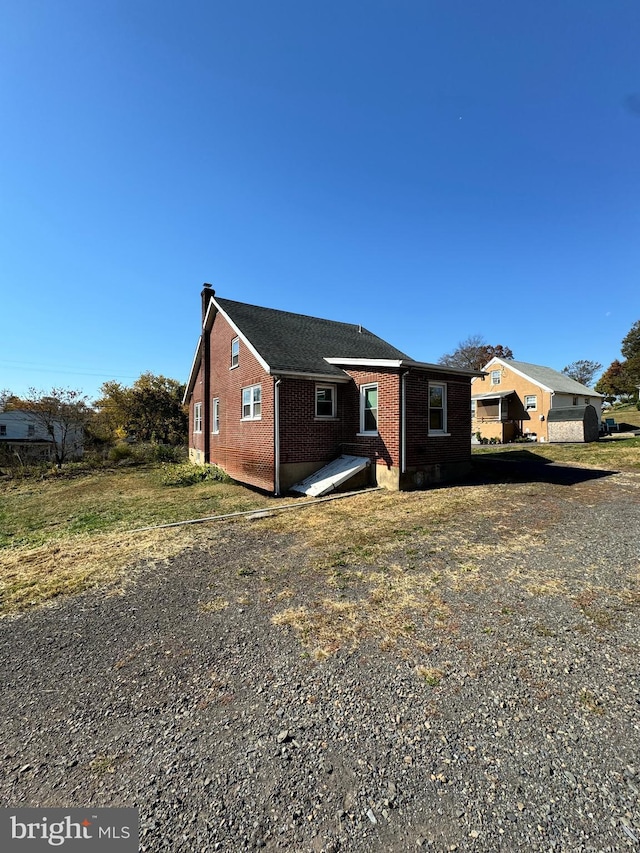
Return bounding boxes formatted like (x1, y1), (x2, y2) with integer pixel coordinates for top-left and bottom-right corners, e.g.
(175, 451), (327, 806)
(0, 410), (84, 462)
(183, 285), (480, 494)
(471, 358), (604, 443)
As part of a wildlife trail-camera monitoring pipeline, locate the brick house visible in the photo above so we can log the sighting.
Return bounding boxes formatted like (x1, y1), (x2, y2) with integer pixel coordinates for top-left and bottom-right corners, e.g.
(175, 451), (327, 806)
(471, 357), (604, 444)
(184, 285), (479, 494)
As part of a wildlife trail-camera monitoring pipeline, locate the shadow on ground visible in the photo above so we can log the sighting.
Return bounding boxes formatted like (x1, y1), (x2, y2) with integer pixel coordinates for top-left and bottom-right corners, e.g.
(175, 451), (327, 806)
(470, 450), (618, 486)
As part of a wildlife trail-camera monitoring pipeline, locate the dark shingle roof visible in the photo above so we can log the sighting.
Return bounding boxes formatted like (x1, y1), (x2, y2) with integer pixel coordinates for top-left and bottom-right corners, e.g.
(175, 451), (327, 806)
(215, 297), (411, 377)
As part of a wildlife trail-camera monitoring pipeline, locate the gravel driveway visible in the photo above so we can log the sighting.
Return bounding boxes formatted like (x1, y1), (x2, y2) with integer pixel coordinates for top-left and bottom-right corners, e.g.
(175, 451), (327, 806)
(1, 461), (639, 852)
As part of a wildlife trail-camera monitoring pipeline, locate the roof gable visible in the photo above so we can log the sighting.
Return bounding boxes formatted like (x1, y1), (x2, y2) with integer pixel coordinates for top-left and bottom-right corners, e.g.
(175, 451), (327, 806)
(483, 358), (603, 397)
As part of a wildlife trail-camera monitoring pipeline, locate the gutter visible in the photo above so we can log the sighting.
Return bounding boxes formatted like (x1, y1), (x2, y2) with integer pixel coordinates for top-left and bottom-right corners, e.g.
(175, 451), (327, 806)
(274, 376), (281, 496)
(401, 370), (409, 474)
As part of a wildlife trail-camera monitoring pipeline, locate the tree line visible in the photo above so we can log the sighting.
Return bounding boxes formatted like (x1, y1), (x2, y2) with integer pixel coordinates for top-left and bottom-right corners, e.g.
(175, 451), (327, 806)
(0, 372), (188, 469)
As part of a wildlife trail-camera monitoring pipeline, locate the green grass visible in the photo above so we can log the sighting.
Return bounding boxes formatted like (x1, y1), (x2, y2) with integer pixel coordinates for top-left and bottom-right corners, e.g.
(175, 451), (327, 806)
(0, 464), (274, 612)
(0, 465), (271, 550)
(472, 434), (640, 471)
(2, 437), (639, 617)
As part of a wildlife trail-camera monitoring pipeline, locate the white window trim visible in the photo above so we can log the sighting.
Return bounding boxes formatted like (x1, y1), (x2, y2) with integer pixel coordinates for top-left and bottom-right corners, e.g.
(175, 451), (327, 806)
(524, 395), (537, 411)
(490, 370), (501, 385)
(230, 337), (239, 369)
(428, 382), (448, 436)
(359, 383), (379, 435)
(194, 402), (203, 433)
(241, 384), (262, 420)
(315, 383), (337, 419)
(212, 397), (220, 434)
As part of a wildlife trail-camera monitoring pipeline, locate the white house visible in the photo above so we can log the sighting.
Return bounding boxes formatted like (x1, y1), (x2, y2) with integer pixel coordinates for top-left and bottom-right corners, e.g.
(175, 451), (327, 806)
(0, 410), (84, 462)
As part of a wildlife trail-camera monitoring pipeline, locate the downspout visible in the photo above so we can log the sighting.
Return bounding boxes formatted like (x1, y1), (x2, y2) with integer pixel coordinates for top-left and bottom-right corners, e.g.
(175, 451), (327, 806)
(274, 377), (281, 496)
(401, 371), (409, 475)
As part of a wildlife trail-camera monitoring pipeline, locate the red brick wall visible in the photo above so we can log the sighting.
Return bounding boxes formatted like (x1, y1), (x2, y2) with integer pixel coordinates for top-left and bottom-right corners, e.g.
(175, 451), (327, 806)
(203, 312), (275, 492)
(278, 378), (343, 464)
(405, 371), (472, 466)
(188, 361), (206, 459)
(340, 368), (401, 471)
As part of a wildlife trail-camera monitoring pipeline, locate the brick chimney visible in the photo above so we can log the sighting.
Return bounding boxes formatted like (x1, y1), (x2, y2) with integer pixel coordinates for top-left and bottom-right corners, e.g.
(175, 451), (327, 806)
(201, 283), (214, 324)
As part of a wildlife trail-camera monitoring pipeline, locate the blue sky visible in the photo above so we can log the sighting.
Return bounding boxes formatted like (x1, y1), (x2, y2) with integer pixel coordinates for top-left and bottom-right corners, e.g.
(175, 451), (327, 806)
(1, 0), (639, 401)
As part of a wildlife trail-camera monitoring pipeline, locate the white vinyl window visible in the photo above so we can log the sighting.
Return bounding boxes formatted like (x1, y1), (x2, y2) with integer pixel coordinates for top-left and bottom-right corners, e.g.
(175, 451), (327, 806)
(212, 398), (220, 434)
(524, 395), (537, 411)
(242, 384), (262, 420)
(360, 384), (378, 434)
(428, 383), (447, 434)
(231, 337), (239, 368)
(194, 402), (203, 433)
(471, 399), (476, 418)
(490, 370), (501, 385)
(316, 384), (336, 418)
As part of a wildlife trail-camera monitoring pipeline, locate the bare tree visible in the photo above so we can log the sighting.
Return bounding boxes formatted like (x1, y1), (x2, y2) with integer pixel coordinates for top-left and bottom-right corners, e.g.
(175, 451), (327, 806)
(562, 360), (602, 387)
(23, 388), (91, 468)
(438, 335), (514, 371)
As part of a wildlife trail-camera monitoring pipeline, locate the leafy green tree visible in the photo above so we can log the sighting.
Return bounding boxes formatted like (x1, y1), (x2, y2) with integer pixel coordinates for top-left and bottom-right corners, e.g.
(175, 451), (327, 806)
(561, 360), (602, 387)
(438, 335), (514, 371)
(23, 387), (91, 468)
(621, 319), (640, 360)
(94, 372), (188, 445)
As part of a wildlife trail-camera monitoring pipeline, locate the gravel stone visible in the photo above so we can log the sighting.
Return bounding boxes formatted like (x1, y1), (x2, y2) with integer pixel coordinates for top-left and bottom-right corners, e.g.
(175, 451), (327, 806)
(1, 466), (639, 851)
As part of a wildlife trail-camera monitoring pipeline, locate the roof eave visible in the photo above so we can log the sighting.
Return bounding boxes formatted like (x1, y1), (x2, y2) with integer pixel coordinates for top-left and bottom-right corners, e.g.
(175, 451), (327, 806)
(324, 357), (482, 377)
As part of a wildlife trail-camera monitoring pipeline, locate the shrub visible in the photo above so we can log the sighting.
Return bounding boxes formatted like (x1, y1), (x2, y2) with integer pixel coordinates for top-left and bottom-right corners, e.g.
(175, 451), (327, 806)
(160, 463), (232, 487)
(108, 443), (133, 463)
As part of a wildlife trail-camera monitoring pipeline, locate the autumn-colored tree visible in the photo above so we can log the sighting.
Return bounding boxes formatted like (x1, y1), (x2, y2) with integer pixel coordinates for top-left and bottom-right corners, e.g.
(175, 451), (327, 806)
(94, 372), (188, 445)
(438, 335), (514, 371)
(596, 320), (640, 400)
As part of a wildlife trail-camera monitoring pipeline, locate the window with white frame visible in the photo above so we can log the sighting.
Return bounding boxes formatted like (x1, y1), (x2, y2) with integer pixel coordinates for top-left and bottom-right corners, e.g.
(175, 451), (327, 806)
(315, 384), (336, 418)
(428, 383), (447, 433)
(360, 384), (378, 433)
(471, 399), (476, 418)
(231, 337), (239, 368)
(490, 370), (501, 385)
(524, 395), (537, 411)
(194, 402), (202, 433)
(212, 398), (220, 434)
(242, 384), (262, 419)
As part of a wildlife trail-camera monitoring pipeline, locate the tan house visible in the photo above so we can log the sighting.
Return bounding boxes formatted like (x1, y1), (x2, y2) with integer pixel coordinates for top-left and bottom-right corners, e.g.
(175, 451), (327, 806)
(471, 358), (604, 444)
